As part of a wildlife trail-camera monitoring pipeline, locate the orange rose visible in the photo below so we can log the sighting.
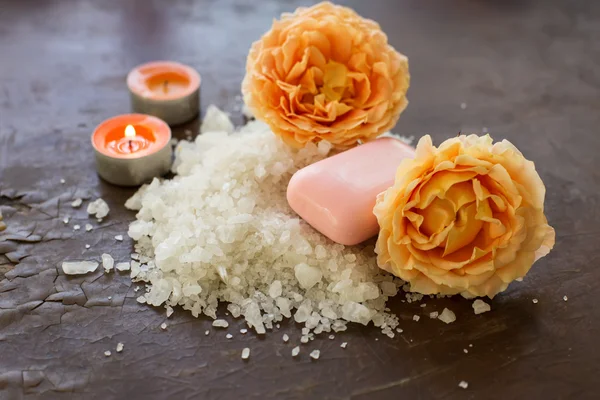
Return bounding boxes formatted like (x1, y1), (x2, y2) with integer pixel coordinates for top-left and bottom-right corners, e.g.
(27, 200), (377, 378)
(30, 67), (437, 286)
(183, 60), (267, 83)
(373, 134), (555, 298)
(242, 1), (409, 150)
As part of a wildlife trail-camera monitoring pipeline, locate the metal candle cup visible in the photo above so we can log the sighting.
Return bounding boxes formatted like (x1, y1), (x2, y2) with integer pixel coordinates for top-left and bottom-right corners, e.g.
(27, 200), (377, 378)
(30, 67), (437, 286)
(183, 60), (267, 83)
(127, 61), (201, 126)
(91, 114), (172, 187)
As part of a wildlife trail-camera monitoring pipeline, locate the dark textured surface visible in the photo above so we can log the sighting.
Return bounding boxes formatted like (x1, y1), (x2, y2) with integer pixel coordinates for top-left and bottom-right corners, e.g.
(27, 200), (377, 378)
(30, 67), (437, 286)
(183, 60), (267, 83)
(1, 0), (599, 399)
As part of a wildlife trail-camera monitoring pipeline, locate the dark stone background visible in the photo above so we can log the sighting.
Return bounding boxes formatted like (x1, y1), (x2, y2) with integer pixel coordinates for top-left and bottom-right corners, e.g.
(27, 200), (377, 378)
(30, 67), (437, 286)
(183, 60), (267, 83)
(1, 0), (599, 399)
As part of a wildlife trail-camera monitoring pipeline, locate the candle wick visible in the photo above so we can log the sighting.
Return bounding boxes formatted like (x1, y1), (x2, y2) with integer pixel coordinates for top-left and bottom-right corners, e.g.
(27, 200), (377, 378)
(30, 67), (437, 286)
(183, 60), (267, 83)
(163, 80), (169, 93)
(128, 140), (133, 151)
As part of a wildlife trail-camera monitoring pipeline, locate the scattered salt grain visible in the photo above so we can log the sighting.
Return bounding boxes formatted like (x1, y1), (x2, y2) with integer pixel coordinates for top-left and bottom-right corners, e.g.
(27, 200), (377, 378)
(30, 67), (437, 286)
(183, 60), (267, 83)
(396, 328), (403, 333)
(469, 344), (473, 348)
(226, 333), (233, 339)
(282, 334), (289, 343)
(60, 178), (66, 184)
(71, 198), (82, 208)
(460, 102), (467, 110)
(160, 322), (167, 330)
(61, 261), (98, 275)
(85, 224), (93, 232)
(472, 299), (491, 315)
(108, 296), (112, 300)
(292, 346), (300, 357)
(205, 330), (210, 336)
(241, 348), (250, 360)
(104, 351), (111, 357)
(438, 308), (456, 324)
(85, 244), (90, 249)
(563, 295), (568, 302)
(328, 335), (335, 340)
(116, 262), (130, 271)
(63, 216), (69, 224)
(87, 198), (110, 218)
(300, 336), (309, 344)
(240, 329), (248, 334)
(413, 315), (420, 322)
(458, 381), (469, 389)
(212, 319), (229, 328)
(420, 303), (427, 308)
(116, 343), (124, 353)
(429, 311), (439, 319)
(166, 306), (174, 318)
(114, 235), (123, 241)
(463, 349), (469, 354)
(532, 299), (539, 304)
(340, 342), (348, 349)
(309, 350), (320, 360)
(73, 225), (80, 231)
(137, 296), (146, 303)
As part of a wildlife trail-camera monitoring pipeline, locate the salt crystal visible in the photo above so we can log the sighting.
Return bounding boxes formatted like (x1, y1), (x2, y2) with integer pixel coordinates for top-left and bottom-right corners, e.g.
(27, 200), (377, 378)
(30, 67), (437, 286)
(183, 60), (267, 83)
(340, 342), (347, 349)
(200, 105), (234, 134)
(563, 295), (568, 302)
(73, 225), (80, 231)
(205, 330), (210, 336)
(396, 328), (403, 333)
(420, 303), (427, 308)
(166, 306), (174, 318)
(463, 349), (468, 354)
(458, 381), (469, 389)
(472, 299), (491, 315)
(328, 335), (335, 340)
(309, 350), (320, 360)
(460, 102), (467, 110)
(294, 263), (322, 290)
(116, 262), (130, 271)
(63, 216), (69, 224)
(60, 178), (66, 184)
(104, 350), (111, 357)
(300, 336), (309, 344)
(85, 244), (90, 249)
(114, 235), (123, 241)
(71, 198), (82, 208)
(241, 348), (250, 360)
(160, 322), (167, 330)
(85, 224), (93, 232)
(438, 308), (456, 324)
(282, 334), (289, 343)
(268, 280), (283, 298)
(87, 198), (110, 218)
(240, 329), (247, 334)
(212, 319), (229, 328)
(226, 334), (233, 339)
(137, 296), (146, 303)
(413, 315), (420, 322)
(429, 311), (439, 319)
(108, 296), (112, 300)
(116, 343), (124, 353)
(532, 299), (539, 304)
(469, 344), (473, 347)
(61, 261), (98, 275)
(291, 346), (300, 357)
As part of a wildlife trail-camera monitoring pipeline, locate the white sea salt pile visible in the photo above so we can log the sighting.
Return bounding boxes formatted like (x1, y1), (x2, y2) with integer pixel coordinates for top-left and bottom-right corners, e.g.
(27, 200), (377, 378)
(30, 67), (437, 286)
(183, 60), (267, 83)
(125, 107), (407, 336)
(62, 261), (98, 275)
(87, 198), (110, 218)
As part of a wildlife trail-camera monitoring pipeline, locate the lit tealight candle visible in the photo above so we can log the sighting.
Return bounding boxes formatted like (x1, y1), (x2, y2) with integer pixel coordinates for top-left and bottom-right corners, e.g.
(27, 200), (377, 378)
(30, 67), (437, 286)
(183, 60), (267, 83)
(127, 61), (201, 125)
(92, 114), (172, 186)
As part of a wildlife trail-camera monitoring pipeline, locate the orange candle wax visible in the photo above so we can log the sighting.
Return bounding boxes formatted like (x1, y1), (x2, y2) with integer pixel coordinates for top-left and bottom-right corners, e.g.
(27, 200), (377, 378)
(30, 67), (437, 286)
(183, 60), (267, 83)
(127, 61), (201, 125)
(92, 114), (172, 186)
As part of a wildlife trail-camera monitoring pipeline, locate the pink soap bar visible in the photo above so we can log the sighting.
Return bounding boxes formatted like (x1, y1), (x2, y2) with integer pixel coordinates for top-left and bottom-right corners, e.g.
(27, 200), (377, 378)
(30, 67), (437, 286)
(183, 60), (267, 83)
(287, 137), (416, 246)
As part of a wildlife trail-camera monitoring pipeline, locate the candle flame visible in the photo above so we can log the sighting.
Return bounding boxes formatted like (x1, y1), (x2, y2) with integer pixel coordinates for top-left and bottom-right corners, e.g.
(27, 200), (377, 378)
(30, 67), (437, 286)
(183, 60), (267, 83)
(125, 125), (136, 138)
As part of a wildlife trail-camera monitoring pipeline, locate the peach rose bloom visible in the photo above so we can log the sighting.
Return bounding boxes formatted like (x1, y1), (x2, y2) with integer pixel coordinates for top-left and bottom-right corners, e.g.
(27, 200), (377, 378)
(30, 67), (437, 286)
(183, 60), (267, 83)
(373, 134), (555, 298)
(242, 1), (409, 149)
